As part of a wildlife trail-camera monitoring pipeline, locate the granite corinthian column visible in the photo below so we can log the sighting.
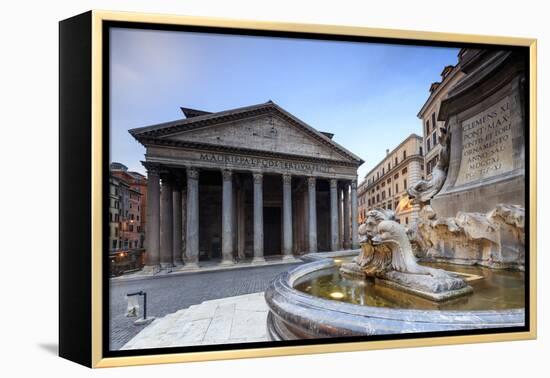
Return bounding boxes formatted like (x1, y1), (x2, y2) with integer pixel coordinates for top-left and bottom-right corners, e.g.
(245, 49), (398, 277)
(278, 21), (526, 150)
(343, 182), (350, 249)
(221, 169), (235, 265)
(351, 179), (359, 249)
(253, 172), (265, 263)
(143, 163), (160, 274)
(330, 179), (339, 251)
(160, 174), (173, 272)
(308, 177), (317, 253)
(282, 174), (293, 259)
(172, 175), (183, 267)
(186, 167), (199, 267)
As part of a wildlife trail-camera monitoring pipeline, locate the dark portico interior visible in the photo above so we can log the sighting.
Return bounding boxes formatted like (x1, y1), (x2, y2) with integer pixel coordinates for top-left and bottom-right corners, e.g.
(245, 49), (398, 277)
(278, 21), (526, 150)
(196, 170), (334, 262)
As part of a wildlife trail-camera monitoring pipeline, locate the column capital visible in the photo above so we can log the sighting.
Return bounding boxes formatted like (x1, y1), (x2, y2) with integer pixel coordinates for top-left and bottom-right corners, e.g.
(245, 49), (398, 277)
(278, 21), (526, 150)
(142, 161), (161, 175)
(330, 178), (338, 189)
(253, 172), (263, 184)
(351, 179), (358, 189)
(222, 168), (233, 181)
(307, 176), (316, 188)
(187, 167), (199, 180)
(282, 174), (292, 185)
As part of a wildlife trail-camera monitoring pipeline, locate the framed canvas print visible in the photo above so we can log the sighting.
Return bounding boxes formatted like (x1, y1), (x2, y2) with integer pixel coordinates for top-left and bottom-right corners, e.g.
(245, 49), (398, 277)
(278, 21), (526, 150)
(59, 10), (537, 368)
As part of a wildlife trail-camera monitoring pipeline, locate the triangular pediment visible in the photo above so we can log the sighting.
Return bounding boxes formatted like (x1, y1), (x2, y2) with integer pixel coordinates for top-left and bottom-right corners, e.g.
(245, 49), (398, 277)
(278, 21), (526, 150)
(129, 102), (363, 165)
(166, 114), (353, 162)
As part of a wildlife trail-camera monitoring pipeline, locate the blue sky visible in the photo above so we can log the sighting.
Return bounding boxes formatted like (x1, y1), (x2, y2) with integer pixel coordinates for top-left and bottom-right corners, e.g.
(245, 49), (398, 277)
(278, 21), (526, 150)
(110, 27), (459, 180)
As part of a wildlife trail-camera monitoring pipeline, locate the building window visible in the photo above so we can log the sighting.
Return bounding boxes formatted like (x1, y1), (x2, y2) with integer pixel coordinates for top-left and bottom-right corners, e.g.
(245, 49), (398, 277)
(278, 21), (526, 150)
(389, 188), (392, 196)
(394, 157), (398, 166)
(394, 173), (399, 180)
(388, 163), (391, 171)
(376, 194), (380, 202)
(404, 179), (407, 189)
(382, 191), (386, 200)
(432, 131), (437, 146)
(425, 120), (430, 135)
(431, 112), (436, 132)
(403, 150), (407, 160)
(395, 183), (399, 192)
(402, 167), (407, 175)
(405, 217), (409, 225)
(112, 240), (117, 249)
(427, 138), (431, 152)
(419, 146), (423, 156)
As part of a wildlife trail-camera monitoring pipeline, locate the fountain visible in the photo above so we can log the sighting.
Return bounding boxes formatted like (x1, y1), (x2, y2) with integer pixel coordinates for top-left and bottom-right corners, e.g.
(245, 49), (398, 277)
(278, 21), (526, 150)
(265, 48), (527, 341)
(265, 210), (524, 340)
(339, 209), (473, 302)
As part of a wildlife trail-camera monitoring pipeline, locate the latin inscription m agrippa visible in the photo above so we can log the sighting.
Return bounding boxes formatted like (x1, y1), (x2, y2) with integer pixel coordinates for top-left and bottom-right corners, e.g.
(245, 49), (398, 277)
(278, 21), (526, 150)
(198, 152), (332, 175)
(455, 96), (514, 186)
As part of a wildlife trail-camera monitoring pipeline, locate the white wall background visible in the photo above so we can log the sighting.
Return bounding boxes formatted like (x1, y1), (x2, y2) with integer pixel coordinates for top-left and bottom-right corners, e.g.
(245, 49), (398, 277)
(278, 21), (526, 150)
(0, 0), (547, 376)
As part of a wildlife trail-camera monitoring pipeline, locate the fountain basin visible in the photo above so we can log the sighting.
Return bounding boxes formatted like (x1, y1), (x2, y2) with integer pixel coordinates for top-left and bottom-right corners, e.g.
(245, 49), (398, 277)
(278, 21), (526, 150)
(265, 253), (525, 340)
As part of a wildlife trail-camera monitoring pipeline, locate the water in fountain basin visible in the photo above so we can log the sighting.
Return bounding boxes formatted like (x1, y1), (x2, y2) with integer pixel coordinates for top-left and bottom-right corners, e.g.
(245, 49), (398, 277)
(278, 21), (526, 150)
(294, 258), (525, 311)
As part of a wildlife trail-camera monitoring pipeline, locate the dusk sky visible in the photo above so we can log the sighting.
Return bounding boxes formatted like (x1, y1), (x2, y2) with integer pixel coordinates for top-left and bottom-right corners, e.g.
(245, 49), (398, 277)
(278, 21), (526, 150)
(110, 27), (459, 180)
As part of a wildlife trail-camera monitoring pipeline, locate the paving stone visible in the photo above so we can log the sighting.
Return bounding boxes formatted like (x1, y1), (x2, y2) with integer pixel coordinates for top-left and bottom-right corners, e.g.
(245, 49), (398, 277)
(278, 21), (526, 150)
(203, 316), (233, 342)
(230, 309), (268, 339)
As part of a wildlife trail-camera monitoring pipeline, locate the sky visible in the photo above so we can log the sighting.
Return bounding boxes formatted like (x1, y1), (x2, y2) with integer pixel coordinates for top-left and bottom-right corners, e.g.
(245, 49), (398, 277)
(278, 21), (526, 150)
(110, 27), (459, 180)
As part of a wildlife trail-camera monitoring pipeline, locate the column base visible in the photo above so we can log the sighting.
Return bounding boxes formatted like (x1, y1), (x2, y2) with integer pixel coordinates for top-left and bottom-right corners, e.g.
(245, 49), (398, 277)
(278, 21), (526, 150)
(179, 261), (200, 270)
(281, 254), (295, 261)
(220, 259), (236, 266)
(173, 260), (184, 268)
(141, 265), (160, 275)
(252, 256), (266, 264)
(159, 263), (173, 274)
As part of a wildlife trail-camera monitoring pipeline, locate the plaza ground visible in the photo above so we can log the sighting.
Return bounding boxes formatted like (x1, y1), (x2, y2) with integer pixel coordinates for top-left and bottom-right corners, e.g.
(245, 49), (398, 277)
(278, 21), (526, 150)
(109, 262), (301, 350)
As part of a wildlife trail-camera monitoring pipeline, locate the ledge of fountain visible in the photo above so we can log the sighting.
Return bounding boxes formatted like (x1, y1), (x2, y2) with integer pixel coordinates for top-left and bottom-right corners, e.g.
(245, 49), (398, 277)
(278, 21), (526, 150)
(265, 256), (525, 341)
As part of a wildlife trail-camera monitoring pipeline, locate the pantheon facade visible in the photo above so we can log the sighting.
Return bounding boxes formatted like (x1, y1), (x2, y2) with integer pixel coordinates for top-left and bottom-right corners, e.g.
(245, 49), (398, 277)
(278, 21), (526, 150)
(130, 101), (363, 272)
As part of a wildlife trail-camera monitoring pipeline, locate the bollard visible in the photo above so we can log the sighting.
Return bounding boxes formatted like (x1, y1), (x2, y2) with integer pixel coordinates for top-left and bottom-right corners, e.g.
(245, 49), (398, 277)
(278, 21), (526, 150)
(126, 291), (155, 325)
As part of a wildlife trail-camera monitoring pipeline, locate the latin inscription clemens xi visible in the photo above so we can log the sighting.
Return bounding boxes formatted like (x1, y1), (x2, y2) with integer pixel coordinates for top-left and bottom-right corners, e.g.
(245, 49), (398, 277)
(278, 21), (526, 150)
(455, 96), (514, 186)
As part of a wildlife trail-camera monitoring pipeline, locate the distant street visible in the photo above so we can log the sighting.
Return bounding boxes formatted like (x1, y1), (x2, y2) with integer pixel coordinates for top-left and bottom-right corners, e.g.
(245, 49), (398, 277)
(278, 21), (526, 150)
(109, 263), (300, 350)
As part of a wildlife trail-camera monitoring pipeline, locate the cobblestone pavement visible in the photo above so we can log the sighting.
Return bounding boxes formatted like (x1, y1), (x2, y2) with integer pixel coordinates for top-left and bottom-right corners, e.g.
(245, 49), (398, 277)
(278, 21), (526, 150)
(109, 263), (300, 350)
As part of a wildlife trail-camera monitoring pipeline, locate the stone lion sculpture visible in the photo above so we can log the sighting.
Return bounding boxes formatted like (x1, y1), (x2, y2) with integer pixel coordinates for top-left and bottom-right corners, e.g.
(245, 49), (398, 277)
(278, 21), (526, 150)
(342, 208), (448, 279)
(372, 220), (448, 278)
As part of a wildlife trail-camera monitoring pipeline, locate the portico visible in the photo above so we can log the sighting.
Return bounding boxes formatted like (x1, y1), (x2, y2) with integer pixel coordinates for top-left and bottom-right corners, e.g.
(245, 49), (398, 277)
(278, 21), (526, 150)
(131, 101), (363, 272)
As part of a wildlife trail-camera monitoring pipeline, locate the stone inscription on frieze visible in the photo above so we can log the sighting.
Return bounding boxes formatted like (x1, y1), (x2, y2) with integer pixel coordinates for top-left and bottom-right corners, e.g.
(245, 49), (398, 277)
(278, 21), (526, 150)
(455, 96), (514, 186)
(198, 152), (332, 175)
